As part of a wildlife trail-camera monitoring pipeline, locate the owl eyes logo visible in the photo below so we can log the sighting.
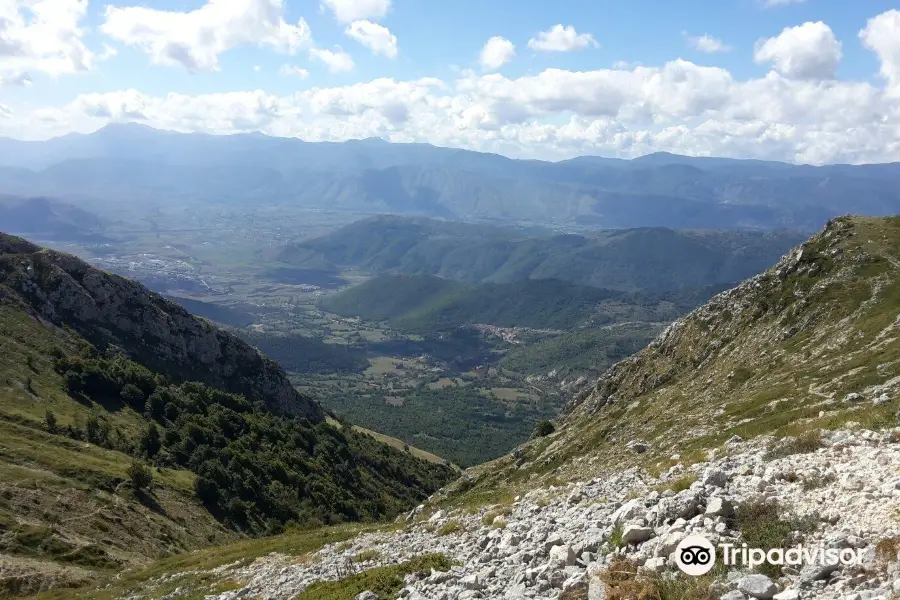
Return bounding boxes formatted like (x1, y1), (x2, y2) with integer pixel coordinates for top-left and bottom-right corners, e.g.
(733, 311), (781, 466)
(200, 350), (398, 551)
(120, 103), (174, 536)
(675, 535), (717, 576)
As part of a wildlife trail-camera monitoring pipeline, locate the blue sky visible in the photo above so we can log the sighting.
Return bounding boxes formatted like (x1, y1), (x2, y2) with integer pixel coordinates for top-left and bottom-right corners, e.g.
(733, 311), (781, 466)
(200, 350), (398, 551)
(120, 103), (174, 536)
(2, 0), (900, 164)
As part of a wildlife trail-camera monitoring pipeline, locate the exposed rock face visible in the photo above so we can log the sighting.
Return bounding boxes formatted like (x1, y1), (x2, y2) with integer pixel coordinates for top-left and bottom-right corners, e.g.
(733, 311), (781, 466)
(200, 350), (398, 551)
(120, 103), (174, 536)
(0, 234), (322, 421)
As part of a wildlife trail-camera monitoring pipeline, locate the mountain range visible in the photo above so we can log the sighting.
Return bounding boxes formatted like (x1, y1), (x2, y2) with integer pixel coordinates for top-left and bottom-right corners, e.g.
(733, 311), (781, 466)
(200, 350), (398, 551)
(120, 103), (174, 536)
(2, 124), (900, 229)
(277, 215), (806, 292)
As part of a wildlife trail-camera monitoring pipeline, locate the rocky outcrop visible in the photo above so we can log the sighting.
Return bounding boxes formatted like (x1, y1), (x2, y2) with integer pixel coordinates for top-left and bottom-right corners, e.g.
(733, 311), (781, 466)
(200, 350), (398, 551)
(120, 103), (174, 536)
(126, 426), (900, 599)
(565, 217), (871, 420)
(0, 233), (322, 421)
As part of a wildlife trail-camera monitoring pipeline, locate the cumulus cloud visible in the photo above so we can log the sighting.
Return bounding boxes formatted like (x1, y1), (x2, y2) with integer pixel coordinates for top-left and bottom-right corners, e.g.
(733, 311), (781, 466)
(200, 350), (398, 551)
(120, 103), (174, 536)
(321, 0), (390, 23)
(0, 0), (95, 85)
(527, 25), (598, 52)
(100, 0), (311, 72)
(754, 21), (842, 80)
(480, 36), (515, 70)
(6, 10), (900, 167)
(279, 64), (309, 79)
(309, 47), (355, 72)
(9, 53), (900, 167)
(345, 20), (397, 58)
(860, 10), (900, 93)
(684, 33), (732, 53)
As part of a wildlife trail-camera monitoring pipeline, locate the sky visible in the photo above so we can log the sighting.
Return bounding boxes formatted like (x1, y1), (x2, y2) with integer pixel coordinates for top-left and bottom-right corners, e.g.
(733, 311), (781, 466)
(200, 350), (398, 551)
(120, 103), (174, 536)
(1, 0), (900, 164)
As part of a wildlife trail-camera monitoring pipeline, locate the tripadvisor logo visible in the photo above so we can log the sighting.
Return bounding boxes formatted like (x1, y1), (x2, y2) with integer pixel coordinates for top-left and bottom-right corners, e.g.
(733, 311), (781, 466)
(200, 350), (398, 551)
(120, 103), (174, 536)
(674, 534), (865, 577)
(675, 535), (717, 576)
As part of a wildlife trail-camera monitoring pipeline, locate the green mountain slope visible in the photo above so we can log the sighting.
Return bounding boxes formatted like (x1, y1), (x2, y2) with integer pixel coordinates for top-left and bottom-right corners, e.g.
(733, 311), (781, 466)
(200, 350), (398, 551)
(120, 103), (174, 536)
(321, 274), (724, 334)
(448, 216), (900, 502)
(0, 234), (455, 595)
(501, 324), (665, 379)
(281, 215), (805, 292)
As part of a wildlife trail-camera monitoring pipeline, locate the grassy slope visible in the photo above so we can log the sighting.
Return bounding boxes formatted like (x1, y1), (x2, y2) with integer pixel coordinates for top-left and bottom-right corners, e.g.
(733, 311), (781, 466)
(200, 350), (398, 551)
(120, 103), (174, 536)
(320, 274), (714, 335)
(324, 417), (456, 468)
(444, 216), (900, 505)
(29, 522), (391, 600)
(0, 304), (234, 597)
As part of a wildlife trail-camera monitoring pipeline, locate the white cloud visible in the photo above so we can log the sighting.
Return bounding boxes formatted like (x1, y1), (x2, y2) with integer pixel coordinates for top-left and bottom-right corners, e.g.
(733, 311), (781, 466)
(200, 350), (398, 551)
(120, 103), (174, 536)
(9, 54), (900, 167)
(321, 0), (390, 23)
(309, 47), (355, 72)
(527, 25), (598, 52)
(763, 0), (806, 6)
(754, 21), (842, 80)
(100, 0), (311, 72)
(280, 64), (309, 79)
(479, 36), (515, 71)
(0, 0), (95, 85)
(860, 10), (900, 94)
(254, 65), (261, 72)
(6, 10), (900, 167)
(684, 33), (732, 53)
(345, 20), (397, 58)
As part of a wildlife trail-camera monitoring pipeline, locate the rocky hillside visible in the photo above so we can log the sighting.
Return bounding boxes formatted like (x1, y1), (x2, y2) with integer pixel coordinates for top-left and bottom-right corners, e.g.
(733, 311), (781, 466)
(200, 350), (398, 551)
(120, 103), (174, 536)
(112, 427), (899, 600)
(0, 233), (320, 420)
(452, 215), (900, 497)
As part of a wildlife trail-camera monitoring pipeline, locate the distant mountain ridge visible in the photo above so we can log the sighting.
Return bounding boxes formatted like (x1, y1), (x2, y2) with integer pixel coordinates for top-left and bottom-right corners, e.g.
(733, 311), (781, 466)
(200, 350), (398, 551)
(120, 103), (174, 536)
(0, 195), (108, 241)
(2, 124), (900, 229)
(320, 274), (722, 334)
(278, 215), (806, 292)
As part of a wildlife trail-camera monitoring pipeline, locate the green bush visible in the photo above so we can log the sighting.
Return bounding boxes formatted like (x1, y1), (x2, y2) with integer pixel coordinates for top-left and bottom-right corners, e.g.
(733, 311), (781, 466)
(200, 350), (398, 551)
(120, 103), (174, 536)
(532, 420), (556, 438)
(127, 460), (153, 493)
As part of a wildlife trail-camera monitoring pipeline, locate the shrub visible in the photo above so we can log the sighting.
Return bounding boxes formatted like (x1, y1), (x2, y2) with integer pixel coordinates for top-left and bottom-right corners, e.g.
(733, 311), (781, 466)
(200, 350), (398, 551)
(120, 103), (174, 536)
(43, 410), (57, 434)
(608, 521), (626, 549)
(532, 420), (556, 438)
(874, 537), (899, 572)
(120, 383), (145, 408)
(127, 460), (153, 493)
(140, 423), (161, 458)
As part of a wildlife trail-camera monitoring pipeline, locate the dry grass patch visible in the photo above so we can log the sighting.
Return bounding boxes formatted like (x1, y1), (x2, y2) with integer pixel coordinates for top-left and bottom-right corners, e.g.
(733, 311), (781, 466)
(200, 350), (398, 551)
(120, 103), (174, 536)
(597, 558), (716, 600)
(437, 521), (463, 536)
(352, 549), (381, 563)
